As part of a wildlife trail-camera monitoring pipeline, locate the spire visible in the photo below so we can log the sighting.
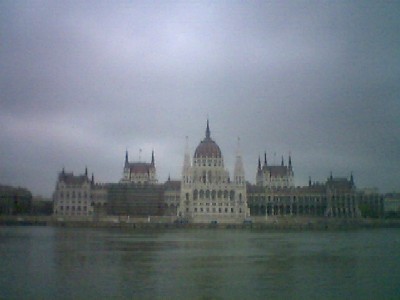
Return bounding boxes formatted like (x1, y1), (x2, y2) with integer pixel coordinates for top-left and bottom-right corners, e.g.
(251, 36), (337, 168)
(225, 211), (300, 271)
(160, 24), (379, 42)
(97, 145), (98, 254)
(258, 155), (261, 170)
(264, 152), (267, 166)
(309, 176), (311, 187)
(234, 137), (245, 184)
(330, 171), (333, 180)
(182, 136), (191, 174)
(281, 156), (284, 166)
(91, 173), (94, 184)
(206, 119), (210, 139)
(85, 166), (88, 177)
(288, 154), (292, 168)
(350, 172), (354, 185)
(151, 149), (155, 166)
(125, 149), (129, 166)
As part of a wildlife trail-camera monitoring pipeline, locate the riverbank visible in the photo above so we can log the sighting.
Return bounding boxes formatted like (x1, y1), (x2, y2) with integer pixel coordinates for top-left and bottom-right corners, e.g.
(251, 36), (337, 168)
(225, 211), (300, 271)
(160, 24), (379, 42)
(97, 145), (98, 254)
(1, 215), (400, 230)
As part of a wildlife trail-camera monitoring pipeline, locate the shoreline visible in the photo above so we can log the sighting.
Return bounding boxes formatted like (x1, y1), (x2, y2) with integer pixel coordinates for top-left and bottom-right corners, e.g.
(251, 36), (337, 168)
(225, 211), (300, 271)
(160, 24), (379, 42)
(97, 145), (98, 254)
(0, 215), (399, 230)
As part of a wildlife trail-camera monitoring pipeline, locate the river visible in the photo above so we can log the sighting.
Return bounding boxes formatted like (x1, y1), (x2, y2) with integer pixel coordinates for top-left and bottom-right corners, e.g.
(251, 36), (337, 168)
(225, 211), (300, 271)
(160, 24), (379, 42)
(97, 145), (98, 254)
(0, 226), (399, 299)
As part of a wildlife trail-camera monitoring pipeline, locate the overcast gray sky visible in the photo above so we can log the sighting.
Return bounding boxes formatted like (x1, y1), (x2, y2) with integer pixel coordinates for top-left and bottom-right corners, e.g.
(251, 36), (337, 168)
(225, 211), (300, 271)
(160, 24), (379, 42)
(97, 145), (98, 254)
(1, 1), (399, 197)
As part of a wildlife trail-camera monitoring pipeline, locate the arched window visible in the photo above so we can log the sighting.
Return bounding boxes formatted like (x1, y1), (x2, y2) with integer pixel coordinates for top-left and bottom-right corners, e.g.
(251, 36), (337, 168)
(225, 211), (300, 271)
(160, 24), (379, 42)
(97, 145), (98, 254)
(224, 190), (228, 199)
(230, 190), (235, 200)
(193, 190), (198, 200)
(218, 190), (223, 198)
(200, 190), (204, 199)
(212, 190), (216, 200)
(206, 190), (210, 198)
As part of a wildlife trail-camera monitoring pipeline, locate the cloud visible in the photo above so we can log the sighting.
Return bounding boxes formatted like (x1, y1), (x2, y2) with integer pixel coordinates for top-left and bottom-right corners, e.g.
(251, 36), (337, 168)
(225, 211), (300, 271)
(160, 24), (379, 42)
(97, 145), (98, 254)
(1, 1), (399, 196)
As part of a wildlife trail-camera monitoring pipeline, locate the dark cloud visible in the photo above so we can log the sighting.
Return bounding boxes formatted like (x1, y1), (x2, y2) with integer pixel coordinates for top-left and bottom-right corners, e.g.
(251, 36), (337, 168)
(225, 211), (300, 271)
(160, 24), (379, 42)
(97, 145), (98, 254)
(1, 1), (399, 196)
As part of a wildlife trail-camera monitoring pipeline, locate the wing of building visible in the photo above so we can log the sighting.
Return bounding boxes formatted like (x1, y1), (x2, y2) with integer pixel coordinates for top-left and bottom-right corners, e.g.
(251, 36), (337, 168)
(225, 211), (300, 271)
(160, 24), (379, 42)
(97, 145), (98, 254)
(121, 150), (157, 184)
(53, 168), (107, 217)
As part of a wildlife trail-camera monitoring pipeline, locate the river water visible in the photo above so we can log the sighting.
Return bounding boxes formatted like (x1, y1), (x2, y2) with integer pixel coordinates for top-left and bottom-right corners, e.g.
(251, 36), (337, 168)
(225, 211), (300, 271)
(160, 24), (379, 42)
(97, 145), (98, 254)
(0, 226), (399, 299)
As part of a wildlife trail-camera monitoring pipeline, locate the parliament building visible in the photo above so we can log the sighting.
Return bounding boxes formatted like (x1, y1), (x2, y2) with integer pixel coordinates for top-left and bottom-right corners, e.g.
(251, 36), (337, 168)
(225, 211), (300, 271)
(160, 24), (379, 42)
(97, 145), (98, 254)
(52, 121), (377, 222)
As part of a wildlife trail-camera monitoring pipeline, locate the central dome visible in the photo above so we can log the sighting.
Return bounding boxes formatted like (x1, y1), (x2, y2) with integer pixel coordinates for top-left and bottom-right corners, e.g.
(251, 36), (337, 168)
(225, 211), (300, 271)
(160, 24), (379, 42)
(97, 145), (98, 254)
(194, 121), (222, 158)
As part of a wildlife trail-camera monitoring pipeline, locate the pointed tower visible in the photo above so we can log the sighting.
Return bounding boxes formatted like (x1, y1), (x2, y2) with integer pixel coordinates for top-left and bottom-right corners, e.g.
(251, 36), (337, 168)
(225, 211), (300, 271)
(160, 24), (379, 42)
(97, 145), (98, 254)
(234, 137), (245, 185)
(256, 154), (264, 186)
(206, 119), (211, 139)
(151, 149), (155, 166)
(125, 150), (129, 167)
(182, 136), (191, 183)
(264, 152), (267, 167)
(281, 156), (284, 166)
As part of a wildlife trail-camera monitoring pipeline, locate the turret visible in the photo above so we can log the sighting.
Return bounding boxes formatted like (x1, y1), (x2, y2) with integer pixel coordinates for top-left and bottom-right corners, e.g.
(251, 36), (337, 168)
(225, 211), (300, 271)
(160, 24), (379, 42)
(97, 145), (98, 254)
(182, 136), (191, 182)
(151, 149), (155, 166)
(125, 150), (129, 167)
(206, 119), (210, 139)
(234, 137), (245, 185)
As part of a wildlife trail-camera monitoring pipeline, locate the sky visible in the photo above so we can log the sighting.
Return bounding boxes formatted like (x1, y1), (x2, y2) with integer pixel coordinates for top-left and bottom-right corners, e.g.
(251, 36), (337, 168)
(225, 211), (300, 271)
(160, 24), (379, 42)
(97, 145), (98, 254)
(1, 1), (399, 197)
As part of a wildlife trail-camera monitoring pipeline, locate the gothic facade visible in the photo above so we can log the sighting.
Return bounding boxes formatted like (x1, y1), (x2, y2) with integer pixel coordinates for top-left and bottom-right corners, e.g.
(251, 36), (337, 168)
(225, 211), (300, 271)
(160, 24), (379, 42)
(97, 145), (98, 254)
(178, 121), (249, 223)
(256, 153), (294, 189)
(53, 168), (107, 217)
(121, 150), (157, 184)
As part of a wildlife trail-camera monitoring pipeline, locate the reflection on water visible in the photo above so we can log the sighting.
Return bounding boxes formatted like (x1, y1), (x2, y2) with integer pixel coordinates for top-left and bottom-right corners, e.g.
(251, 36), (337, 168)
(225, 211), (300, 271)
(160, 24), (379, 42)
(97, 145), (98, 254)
(0, 227), (399, 299)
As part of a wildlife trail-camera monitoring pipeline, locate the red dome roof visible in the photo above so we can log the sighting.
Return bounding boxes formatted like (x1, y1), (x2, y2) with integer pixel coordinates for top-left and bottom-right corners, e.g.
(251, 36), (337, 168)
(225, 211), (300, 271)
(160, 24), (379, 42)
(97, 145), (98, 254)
(194, 138), (222, 158)
(194, 120), (222, 158)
